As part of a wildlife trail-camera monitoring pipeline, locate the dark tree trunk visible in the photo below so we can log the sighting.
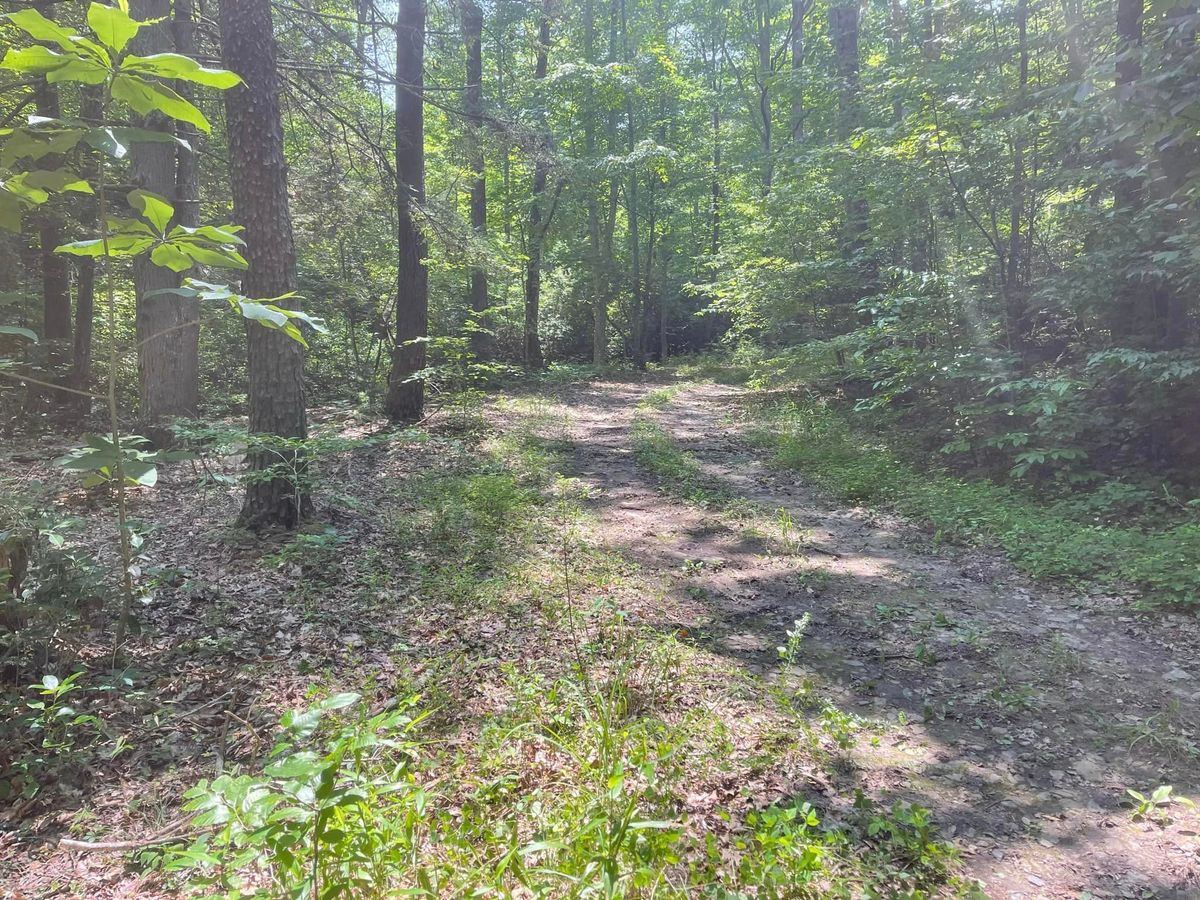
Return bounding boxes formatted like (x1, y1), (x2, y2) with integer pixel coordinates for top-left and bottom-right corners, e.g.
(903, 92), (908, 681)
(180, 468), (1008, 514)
(757, 0), (772, 192)
(1005, 0), (1029, 350)
(523, 4), (551, 370)
(31, 9), (69, 350)
(220, 0), (312, 530)
(70, 85), (103, 415)
(462, 0), (490, 360)
(830, 0), (868, 260)
(131, 0), (199, 425)
(790, 0), (807, 142)
(386, 0), (429, 421)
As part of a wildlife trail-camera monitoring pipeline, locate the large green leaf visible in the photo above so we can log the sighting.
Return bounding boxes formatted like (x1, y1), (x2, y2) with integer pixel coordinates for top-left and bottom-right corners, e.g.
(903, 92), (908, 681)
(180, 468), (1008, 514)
(87, 1), (142, 53)
(22, 170), (93, 194)
(0, 45), (74, 75)
(55, 233), (156, 257)
(121, 53), (241, 89)
(128, 189), (174, 233)
(0, 125), (87, 167)
(4, 9), (79, 51)
(0, 326), (38, 342)
(111, 74), (211, 132)
(46, 57), (111, 84)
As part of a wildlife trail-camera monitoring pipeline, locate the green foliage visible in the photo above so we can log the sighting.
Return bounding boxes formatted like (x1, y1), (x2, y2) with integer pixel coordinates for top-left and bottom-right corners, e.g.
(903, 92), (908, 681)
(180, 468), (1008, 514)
(169, 693), (431, 898)
(755, 397), (1200, 606)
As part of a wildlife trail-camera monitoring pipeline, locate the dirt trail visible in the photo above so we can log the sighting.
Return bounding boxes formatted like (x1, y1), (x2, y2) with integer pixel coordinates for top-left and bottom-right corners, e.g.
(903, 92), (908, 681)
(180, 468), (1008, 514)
(559, 377), (1200, 899)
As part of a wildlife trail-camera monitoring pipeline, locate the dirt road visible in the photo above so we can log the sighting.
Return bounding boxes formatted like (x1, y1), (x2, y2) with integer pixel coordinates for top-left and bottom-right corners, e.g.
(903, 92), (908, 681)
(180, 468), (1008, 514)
(560, 376), (1200, 899)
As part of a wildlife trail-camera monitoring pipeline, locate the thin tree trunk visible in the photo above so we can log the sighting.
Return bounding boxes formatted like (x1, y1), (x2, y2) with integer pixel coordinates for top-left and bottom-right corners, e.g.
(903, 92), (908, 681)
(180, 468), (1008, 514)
(462, 0), (490, 360)
(220, 0), (312, 529)
(757, 0), (772, 192)
(70, 85), (103, 414)
(830, 0), (867, 260)
(132, 0), (199, 426)
(524, 3), (551, 370)
(790, 0), (806, 142)
(1005, 0), (1028, 350)
(586, 0), (608, 366)
(386, 0), (429, 420)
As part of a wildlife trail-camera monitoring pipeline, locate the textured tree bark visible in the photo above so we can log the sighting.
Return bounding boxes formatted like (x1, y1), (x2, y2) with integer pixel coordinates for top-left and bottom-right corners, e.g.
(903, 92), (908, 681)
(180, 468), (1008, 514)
(220, 0), (312, 530)
(523, 6), (551, 371)
(386, 0), (429, 421)
(131, 0), (199, 425)
(462, 0), (490, 360)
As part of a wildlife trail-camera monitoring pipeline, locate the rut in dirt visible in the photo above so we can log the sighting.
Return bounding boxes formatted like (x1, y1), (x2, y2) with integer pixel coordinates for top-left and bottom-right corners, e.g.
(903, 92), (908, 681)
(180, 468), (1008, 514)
(555, 376), (1200, 900)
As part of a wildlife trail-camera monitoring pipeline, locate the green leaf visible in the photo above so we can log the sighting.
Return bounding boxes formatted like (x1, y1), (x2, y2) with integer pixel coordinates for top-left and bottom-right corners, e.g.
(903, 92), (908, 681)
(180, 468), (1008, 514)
(46, 58), (111, 84)
(0, 45), (74, 75)
(87, 1), (142, 53)
(121, 53), (241, 89)
(149, 243), (192, 272)
(127, 189), (173, 233)
(0, 193), (21, 232)
(0, 326), (38, 342)
(0, 125), (87, 167)
(111, 74), (211, 132)
(22, 170), (93, 194)
(5, 9), (80, 51)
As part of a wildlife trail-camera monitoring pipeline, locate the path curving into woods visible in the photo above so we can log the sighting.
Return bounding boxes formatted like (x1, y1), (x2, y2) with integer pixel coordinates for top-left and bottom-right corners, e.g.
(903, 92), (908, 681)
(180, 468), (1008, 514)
(557, 376), (1200, 899)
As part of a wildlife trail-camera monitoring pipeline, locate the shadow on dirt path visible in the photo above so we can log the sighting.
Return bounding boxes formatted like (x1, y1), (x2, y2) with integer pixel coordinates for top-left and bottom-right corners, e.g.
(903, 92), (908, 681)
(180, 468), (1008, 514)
(556, 375), (1200, 900)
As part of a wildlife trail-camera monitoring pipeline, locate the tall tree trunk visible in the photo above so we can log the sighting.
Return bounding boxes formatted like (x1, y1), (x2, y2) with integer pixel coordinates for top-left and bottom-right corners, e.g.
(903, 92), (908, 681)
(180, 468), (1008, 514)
(1110, 0), (1145, 344)
(586, 0), (608, 366)
(523, 3), (551, 370)
(462, 0), (490, 360)
(1005, 0), (1028, 350)
(790, 0), (806, 142)
(830, 0), (867, 261)
(220, 0), (312, 530)
(132, 0), (199, 426)
(711, 105), (721, 256)
(386, 0), (429, 420)
(32, 3), (70, 358)
(621, 0), (644, 368)
(757, 0), (773, 192)
(70, 85), (103, 414)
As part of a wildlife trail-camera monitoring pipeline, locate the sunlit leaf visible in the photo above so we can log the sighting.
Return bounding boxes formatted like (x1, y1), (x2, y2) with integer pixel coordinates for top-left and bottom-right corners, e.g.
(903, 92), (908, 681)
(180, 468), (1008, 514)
(112, 74), (211, 132)
(121, 53), (241, 88)
(87, 1), (142, 53)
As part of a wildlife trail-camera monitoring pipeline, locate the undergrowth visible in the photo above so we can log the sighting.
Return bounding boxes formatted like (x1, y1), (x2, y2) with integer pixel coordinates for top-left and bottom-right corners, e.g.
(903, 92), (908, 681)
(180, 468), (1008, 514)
(752, 397), (1200, 606)
(159, 395), (977, 897)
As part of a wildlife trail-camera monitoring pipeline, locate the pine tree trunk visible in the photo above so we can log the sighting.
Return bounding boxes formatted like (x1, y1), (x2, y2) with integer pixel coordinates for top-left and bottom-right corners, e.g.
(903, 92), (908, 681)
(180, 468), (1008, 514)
(220, 0), (312, 530)
(132, 0), (199, 426)
(386, 0), (430, 421)
(462, 0), (490, 360)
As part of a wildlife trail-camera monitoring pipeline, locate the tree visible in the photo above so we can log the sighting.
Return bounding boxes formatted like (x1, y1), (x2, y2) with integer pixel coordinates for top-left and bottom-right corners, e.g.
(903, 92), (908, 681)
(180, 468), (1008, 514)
(386, 0), (429, 421)
(131, 0), (199, 424)
(220, 0), (311, 529)
(462, 0), (490, 360)
(523, 0), (552, 371)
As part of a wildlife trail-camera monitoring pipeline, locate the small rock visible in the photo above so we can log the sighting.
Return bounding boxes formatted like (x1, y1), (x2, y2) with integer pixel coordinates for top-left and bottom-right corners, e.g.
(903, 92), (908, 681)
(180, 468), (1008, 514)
(1163, 667), (1192, 682)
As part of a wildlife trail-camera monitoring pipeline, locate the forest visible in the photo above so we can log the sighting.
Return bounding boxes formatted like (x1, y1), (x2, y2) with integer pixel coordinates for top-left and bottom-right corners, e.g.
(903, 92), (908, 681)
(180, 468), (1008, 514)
(1, 0), (1199, 895)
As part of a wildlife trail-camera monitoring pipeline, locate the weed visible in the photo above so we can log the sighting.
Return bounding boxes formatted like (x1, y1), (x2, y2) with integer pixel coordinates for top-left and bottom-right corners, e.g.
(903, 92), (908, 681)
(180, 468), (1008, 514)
(1125, 784), (1196, 825)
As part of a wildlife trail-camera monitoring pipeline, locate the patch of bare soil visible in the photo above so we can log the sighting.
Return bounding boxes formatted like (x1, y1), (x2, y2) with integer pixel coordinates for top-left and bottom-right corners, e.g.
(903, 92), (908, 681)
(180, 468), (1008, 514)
(558, 376), (1200, 900)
